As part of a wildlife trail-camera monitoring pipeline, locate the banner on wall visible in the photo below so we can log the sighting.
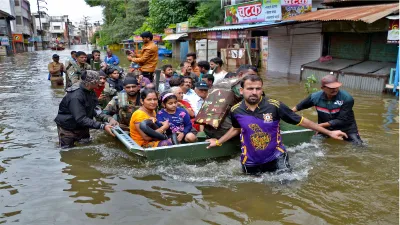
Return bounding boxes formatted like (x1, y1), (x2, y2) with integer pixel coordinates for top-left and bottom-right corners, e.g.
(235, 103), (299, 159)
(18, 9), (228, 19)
(164, 28), (174, 35)
(13, 34), (23, 43)
(387, 19), (399, 44)
(176, 21), (189, 33)
(264, 0), (281, 21)
(225, 1), (264, 25)
(0, 36), (10, 46)
(225, 0), (312, 24)
(281, 0), (312, 19)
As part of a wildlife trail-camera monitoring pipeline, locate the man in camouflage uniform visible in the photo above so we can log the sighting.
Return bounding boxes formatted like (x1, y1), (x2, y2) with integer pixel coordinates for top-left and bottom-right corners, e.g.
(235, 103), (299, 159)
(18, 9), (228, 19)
(102, 77), (141, 131)
(54, 71), (118, 148)
(65, 51), (91, 88)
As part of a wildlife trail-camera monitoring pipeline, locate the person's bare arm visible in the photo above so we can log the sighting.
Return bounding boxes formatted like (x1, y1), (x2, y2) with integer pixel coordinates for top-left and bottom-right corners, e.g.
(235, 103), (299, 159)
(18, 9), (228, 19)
(299, 117), (347, 140)
(206, 127), (241, 148)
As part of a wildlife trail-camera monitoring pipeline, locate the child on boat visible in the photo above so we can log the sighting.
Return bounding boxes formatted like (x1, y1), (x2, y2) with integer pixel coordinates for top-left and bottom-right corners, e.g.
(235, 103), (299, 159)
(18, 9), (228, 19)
(129, 89), (172, 148)
(156, 92), (197, 143)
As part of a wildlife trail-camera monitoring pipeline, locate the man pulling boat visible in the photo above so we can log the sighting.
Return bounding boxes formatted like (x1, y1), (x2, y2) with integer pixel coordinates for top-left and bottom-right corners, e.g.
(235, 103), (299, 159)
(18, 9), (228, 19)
(207, 75), (348, 175)
(292, 75), (363, 145)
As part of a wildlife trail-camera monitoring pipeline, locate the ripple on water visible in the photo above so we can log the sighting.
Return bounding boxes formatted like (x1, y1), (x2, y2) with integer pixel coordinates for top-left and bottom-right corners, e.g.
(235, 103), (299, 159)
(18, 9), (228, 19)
(94, 141), (324, 185)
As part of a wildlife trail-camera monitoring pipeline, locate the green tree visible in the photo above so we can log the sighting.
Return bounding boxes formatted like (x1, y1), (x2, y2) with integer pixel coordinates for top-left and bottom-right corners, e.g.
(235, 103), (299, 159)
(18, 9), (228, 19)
(139, 0), (198, 33)
(84, 0), (149, 45)
(189, 1), (224, 28)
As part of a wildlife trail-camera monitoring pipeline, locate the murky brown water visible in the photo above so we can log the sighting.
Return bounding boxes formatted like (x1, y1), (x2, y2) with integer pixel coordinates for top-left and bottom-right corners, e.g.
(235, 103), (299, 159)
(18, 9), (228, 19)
(0, 45), (398, 225)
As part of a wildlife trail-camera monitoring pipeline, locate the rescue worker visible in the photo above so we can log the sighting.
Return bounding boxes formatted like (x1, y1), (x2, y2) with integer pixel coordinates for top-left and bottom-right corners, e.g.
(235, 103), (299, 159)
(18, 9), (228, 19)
(292, 75), (363, 145)
(93, 70), (108, 108)
(207, 75), (348, 175)
(66, 51), (91, 87)
(127, 31), (158, 82)
(64, 51), (77, 88)
(102, 77), (141, 131)
(54, 70), (118, 148)
(48, 54), (64, 86)
(90, 50), (107, 71)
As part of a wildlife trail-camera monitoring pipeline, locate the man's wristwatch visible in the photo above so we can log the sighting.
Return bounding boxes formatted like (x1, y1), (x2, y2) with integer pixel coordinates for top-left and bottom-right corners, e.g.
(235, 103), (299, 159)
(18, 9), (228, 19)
(215, 139), (222, 147)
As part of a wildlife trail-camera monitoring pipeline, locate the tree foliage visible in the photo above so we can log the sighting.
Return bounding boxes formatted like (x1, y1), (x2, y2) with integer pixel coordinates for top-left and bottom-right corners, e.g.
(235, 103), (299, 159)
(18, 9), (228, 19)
(145, 0), (198, 33)
(189, 1), (225, 28)
(84, 0), (225, 45)
(84, 0), (149, 45)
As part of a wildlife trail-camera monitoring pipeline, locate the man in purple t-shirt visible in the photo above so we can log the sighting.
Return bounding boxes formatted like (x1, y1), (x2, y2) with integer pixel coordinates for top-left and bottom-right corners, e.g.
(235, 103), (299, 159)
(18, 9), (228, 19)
(207, 75), (348, 175)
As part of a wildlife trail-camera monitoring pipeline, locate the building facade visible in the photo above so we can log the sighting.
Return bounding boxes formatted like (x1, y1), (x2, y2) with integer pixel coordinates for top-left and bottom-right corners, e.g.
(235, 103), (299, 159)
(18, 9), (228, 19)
(12, 0), (34, 52)
(0, 0), (15, 55)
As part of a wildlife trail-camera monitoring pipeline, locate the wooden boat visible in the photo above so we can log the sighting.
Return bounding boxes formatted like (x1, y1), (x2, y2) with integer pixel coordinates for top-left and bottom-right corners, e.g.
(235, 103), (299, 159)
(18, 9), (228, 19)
(112, 121), (314, 161)
(51, 47), (65, 51)
(51, 43), (65, 51)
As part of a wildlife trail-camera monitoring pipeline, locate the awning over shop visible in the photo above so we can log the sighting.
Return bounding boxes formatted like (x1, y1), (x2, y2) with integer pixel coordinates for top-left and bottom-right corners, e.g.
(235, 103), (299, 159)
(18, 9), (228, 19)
(198, 21), (293, 32)
(0, 9), (15, 20)
(284, 3), (399, 24)
(163, 33), (188, 41)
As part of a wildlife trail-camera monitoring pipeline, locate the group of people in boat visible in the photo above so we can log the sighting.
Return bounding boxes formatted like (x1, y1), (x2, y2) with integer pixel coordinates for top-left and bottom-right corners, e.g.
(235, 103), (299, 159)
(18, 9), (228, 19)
(52, 31), (362, 175)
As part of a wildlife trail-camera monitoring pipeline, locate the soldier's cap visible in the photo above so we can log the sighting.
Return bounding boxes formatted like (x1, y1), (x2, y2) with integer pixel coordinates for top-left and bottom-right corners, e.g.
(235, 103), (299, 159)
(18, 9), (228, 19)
(52, 54), (60, 58)
(81, 70), (100, 85)
(195, 81), (209, 90)
(321, 75), (342, 88)
(123, 76), (139, 86)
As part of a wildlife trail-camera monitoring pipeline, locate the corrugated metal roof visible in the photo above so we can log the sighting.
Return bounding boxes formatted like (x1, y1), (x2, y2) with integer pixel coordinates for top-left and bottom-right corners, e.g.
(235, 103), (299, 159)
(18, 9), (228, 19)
(198, 21), (292, 32)
(283, 3), (399, 24)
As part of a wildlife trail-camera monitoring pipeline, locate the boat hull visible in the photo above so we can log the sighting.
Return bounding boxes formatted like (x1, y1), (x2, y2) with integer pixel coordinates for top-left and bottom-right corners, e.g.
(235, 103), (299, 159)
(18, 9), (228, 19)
(112, 122), (314, 161)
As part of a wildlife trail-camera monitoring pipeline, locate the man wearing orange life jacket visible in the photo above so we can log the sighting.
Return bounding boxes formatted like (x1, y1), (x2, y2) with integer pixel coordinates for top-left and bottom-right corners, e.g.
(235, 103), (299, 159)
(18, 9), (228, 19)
(127, 31), (158, 82)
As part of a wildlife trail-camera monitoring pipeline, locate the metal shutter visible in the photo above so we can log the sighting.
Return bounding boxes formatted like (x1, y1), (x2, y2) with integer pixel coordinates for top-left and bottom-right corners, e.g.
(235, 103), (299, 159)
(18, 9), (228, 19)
(289, 33), (322, 75)
(267, 27), (291, 74)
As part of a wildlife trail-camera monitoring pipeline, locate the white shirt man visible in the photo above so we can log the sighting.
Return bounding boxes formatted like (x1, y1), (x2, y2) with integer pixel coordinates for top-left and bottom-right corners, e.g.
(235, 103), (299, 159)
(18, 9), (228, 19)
(183, 81), (209, 116)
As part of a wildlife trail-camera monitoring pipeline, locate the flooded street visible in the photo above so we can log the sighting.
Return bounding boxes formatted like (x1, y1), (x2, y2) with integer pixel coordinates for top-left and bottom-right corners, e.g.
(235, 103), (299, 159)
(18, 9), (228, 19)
(0, 45), (398, 225)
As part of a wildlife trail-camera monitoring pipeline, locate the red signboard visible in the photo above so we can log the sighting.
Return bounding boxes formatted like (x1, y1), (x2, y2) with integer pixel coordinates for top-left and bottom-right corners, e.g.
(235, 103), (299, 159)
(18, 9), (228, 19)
(13, 34), (23, 43)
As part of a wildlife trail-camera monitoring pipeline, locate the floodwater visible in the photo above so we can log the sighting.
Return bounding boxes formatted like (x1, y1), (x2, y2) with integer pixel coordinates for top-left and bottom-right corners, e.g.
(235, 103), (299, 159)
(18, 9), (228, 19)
(0, 45), (398, 225)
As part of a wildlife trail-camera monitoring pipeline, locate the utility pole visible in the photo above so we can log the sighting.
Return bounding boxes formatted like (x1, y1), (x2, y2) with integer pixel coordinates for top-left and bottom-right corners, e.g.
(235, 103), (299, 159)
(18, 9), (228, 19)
(66, 16), (71, 48)
(83, 16), (90, 44)
(36, 0), (47, 50)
